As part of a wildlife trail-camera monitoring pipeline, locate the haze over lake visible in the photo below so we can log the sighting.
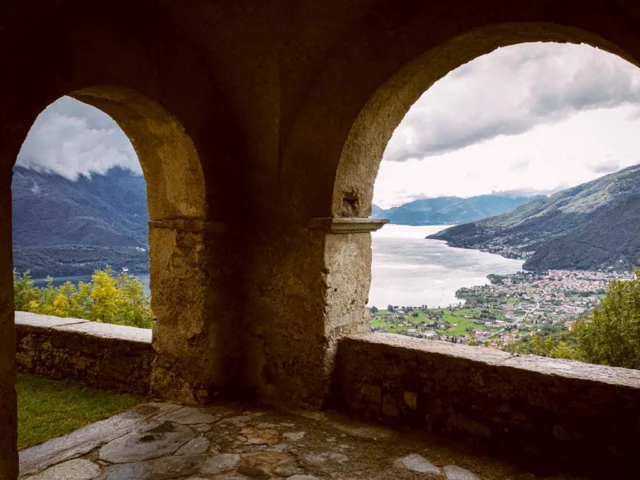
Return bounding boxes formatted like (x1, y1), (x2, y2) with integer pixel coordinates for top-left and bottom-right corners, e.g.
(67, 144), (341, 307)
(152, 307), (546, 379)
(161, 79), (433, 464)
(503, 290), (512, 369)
(369, 225), (523, 308)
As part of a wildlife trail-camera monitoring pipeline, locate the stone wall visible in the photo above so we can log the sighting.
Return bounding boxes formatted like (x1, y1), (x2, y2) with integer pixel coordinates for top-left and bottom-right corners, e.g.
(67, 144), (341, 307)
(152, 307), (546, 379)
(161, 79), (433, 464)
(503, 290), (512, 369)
(15, 312), (154, 395)
(333, 333), (640, 476)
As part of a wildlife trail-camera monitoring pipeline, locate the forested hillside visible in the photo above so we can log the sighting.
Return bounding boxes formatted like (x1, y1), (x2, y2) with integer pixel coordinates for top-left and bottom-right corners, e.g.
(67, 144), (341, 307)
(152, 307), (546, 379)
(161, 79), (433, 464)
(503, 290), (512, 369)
(430, 165), (640, 271)
(12, 167), (149, 277)
(372, 194), (540, 225)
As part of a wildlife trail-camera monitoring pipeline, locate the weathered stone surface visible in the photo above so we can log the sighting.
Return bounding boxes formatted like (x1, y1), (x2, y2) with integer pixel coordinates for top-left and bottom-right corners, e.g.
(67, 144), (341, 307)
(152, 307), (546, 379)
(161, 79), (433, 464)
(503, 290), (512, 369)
(334, 333), (640, 473)
(15, 312), (154, 395)
(200, 453), (241, 475)
(96, 455), (205, 480)
(18, 400), (592, 480)
(54, 320), (152, 343)
(15, 312), (86, 329)
(443, 465), (482, 480)
(238, 451), (291, 477)
(99, 422), (195, 463)
(159, 406), (218, 425)
(303, 451), (349, 466)
(26, 459), (100, 480)
(175, 437), (210, 456)
(193, 423), (213, 433)
(393, 454), (441, 475)
(240, 427), (281, 445)
(20, 403), (181, 476)
(283, 431), (306, 441)
(286, 476), (321, 480)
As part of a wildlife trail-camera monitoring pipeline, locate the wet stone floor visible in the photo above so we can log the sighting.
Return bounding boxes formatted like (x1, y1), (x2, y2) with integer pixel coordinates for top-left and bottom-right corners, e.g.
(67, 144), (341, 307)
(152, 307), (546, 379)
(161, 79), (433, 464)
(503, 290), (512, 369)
(19, 402), (585, 480)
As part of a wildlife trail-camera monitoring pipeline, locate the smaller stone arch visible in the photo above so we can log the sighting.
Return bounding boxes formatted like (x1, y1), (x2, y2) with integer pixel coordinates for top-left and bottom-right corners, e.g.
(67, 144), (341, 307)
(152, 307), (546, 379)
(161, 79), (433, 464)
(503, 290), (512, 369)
(331, 22), (637, 218)
(69, 85), (207, 222)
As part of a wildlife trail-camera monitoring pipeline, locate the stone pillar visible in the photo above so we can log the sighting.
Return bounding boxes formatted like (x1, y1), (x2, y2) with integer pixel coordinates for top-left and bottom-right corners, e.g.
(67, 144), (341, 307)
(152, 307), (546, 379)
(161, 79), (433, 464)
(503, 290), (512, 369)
(148, 219), (242, 404)
(312, 217), (389, 381)
(0, 169), (18, 479)
(245, 217), (387, 407)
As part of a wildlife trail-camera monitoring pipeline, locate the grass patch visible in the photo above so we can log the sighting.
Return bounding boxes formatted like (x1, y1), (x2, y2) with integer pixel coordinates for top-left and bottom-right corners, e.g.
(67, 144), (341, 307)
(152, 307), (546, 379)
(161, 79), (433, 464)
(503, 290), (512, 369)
(18, 374), (143, 450)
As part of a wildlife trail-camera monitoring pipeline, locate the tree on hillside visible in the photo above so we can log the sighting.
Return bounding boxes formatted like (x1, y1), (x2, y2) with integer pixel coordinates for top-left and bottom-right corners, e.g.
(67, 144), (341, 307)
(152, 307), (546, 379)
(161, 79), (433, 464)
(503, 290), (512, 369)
(502, 269), (640, 369)
(573, 271), (640, 369)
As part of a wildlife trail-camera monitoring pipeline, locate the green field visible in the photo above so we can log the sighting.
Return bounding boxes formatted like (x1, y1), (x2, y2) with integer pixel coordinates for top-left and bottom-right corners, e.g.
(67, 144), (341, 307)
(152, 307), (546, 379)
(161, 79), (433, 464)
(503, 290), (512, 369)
(371, 306), (504, 337)
(17, 374), (142, 450)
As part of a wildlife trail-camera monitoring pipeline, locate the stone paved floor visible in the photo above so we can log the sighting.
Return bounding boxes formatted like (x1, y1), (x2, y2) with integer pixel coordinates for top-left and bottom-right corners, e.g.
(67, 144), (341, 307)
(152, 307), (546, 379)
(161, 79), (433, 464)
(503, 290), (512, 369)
(19, 402), (586, 480)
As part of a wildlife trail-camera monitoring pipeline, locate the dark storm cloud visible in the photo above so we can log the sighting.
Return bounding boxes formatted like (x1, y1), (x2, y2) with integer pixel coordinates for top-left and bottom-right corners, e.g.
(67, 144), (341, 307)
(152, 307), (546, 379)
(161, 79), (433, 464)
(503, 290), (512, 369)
(16, 96), (141, 180)
(385, 43), (640, 162)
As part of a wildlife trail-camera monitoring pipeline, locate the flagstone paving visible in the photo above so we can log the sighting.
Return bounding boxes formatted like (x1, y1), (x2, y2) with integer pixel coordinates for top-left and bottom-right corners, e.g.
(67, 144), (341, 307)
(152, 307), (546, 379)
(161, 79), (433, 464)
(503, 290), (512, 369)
(19, 402), (586, 479)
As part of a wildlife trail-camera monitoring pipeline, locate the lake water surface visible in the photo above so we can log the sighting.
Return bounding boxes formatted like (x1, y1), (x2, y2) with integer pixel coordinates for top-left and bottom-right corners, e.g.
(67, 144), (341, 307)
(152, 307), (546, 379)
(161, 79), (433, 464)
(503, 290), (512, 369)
(34, 273), (151, 296)
(368, 225), (523, 308)
(34, 225), (522, 309)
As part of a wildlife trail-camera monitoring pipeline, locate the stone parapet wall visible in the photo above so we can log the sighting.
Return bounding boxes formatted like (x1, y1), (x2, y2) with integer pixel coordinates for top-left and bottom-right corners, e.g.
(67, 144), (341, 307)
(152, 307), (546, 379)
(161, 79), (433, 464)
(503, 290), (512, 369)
(333, 333), (640, 476)
(15, 312), (154, 395)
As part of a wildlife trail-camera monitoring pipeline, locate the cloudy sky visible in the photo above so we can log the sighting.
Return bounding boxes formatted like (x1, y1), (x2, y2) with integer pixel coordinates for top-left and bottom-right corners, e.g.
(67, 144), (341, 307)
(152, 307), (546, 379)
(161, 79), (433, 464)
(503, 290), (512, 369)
(375, 42), (640, 208)
(17, 96), (140, 180)
(15, 42), (640, 207)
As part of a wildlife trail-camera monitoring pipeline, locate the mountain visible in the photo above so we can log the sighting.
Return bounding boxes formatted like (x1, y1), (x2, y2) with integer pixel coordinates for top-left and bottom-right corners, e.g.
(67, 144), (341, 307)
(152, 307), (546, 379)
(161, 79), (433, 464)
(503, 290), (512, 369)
(429, 164), (640, 271)
(372, 195), (541, 226)
(12, 166), (149, 277)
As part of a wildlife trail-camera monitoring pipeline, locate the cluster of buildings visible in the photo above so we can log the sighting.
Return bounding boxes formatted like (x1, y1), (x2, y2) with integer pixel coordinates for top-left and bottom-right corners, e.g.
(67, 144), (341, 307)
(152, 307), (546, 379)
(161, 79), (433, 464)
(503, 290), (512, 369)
(371, 270), (635, 346)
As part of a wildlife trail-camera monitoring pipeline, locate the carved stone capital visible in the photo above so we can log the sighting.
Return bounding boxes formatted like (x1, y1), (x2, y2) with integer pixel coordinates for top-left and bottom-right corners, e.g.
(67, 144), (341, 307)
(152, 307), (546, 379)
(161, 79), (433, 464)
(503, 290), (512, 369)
(308, 217), (389, 234)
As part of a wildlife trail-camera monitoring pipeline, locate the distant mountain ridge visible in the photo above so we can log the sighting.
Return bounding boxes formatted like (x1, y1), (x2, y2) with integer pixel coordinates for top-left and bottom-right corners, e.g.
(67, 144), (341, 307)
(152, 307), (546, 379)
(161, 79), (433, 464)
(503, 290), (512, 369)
(429, 164), (640, 271)
(372, 194), (542, 226)
(12, 166), (149, 277)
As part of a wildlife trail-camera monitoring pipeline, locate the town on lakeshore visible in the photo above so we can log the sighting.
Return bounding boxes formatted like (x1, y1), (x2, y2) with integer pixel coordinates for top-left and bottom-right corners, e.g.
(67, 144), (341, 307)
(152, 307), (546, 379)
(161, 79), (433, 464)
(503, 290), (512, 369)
(370, 269), (634, 347)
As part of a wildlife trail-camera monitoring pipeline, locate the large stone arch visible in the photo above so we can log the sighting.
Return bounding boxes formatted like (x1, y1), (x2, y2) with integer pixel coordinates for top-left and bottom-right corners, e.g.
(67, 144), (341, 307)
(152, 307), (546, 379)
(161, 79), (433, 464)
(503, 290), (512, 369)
(270, 6), (640, 410)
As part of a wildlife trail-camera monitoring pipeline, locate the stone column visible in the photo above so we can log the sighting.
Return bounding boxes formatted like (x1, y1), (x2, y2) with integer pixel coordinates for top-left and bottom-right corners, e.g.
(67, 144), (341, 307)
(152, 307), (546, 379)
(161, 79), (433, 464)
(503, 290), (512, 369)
(0, 169), (18, 479)
(148, 219), (242, 404)
(312, 217), (389, 383)
(245, 217), (387, 407)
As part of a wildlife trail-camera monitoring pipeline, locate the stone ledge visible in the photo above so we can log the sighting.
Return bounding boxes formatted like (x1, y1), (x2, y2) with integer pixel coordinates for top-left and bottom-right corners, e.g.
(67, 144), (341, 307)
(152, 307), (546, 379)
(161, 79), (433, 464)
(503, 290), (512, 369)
(308, 217), (389, 233)
(344, 332), (640, 388)
(333, 332), (640, 475)
(15, 312), (154, 394)
(54, 320), (152, 344)
(15, 311), (87, 329)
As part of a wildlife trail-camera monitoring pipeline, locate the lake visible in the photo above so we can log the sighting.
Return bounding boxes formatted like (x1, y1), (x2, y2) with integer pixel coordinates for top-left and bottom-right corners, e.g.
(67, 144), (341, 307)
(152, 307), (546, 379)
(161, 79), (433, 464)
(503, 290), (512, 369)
(369, 225), (523, 308)
(33, 225), (523, 309)
(34, 273), (151, 296)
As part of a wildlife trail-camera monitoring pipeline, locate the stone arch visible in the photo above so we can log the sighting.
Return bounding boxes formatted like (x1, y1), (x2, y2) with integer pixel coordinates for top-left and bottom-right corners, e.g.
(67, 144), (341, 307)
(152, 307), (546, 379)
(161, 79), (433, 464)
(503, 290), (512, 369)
(0, 1), (247, 423)
(69, 86), (207, 222)
(8, 85), (238, 403)
(330, 22), (636, 217)
(269, 17), (640, 409)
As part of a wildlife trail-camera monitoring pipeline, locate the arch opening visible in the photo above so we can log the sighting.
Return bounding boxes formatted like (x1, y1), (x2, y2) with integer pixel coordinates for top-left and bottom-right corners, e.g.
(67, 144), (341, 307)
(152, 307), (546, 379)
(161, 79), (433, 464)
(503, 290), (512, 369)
(362, 39), (640, 368)
(7, 85), (222, 407)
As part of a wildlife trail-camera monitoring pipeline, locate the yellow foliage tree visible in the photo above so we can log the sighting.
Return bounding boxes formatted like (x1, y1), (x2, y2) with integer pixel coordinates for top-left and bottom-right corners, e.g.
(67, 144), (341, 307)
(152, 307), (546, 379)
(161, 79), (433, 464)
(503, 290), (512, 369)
(13, 267), (153, 329)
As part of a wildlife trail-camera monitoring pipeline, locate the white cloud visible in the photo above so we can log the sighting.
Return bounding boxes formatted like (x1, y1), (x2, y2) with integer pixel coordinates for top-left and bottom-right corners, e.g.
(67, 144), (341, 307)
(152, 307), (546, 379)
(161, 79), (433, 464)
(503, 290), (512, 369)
(375, 43), (640, 208)
(16, 96), (140, 180)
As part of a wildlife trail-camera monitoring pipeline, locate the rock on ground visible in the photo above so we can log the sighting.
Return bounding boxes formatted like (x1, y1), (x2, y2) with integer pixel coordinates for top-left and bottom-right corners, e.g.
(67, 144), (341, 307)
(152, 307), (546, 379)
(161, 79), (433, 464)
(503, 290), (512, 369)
(393, 453), (442, 475)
